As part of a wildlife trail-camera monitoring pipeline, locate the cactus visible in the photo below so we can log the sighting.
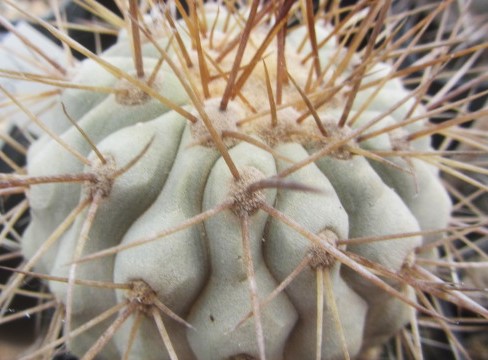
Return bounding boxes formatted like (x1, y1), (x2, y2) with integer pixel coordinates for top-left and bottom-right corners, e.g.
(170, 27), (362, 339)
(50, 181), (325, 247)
(0, 1), (487, 359)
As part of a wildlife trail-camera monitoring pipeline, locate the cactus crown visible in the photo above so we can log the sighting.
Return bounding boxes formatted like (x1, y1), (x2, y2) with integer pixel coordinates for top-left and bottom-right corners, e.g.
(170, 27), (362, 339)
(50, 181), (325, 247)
(0, 0), (487, 359)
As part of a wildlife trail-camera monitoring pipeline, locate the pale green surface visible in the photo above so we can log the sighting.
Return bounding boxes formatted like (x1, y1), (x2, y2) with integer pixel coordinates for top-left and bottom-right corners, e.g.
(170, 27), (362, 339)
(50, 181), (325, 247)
(265, 143), (366, 360)
(22, 59), (188, 273)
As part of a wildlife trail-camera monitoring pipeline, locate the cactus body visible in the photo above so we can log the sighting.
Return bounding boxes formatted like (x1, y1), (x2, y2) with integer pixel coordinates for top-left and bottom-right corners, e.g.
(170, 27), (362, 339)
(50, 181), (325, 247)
(16, 3), (456, 360)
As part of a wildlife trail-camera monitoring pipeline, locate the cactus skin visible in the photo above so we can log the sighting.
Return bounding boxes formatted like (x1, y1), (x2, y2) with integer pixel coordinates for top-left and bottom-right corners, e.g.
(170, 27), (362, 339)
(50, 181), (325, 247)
(14, 3), (457, 360)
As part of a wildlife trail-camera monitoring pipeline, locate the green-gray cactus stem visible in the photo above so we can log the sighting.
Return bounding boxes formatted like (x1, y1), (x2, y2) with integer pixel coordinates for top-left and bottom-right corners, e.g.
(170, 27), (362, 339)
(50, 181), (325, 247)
(19, 4), (452, 360)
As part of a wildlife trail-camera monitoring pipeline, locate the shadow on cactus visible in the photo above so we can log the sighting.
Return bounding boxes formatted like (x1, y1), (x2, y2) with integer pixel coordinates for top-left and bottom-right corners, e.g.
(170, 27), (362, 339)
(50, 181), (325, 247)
(0, 0), (488, 359)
